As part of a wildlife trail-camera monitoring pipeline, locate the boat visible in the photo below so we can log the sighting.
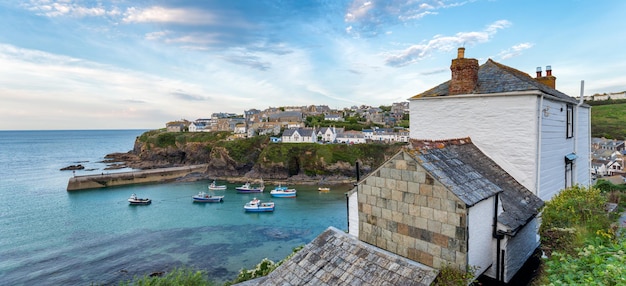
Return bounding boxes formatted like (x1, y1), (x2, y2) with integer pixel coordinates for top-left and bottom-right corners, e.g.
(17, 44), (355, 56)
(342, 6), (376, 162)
(244, 198), (275, 212)
(128, 193), (151, 205)
(208, 180), (227, 190)
(236, 182), (264, 193)
(270, 184), (297, 198)
(192, 191), (224, 203)
(318, 187), (330, 193)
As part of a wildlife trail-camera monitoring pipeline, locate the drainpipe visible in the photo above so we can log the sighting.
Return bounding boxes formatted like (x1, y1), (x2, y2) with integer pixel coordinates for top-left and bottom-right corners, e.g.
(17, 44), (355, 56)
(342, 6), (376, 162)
(536, 95), (544, 196)
(493, 193), (504, 281)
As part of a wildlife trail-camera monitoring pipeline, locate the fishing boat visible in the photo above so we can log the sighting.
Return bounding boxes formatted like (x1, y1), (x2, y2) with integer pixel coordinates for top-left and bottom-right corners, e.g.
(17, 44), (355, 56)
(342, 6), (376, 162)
(236, 181), (264, 193)
(208, 180), (227, 190)
(270, 184), (297, 198)
(318, 187), (330, 193)
(192, 191), (224, 203)
(244, 198), (275, 212)
(128, 193), (151, 205)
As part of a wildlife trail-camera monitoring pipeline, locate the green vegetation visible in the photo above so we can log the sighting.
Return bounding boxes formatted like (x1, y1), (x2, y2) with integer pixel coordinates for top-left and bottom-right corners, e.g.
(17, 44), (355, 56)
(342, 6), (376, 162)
(119, 267), (216, 286)
(224, 245), (304, 285)
(216, 135), (269, 163)
(590, 101), (626, 139)
(536, 184), (626, 285)
(434, 265), (476, 286)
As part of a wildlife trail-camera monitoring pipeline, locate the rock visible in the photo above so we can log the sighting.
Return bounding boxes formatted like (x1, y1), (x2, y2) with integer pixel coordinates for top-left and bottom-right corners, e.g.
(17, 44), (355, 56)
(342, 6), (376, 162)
(60, 164), (85, 171)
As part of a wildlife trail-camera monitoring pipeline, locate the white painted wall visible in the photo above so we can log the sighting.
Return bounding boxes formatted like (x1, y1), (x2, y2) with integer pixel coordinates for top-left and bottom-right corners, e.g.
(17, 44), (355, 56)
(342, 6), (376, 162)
(538, 98), (592, 200)
(468, 197), (495, 277)
(410, 94), (539, 194)
(347, 190), (359, 237)
(410, 93), (592, 201)
(576, 105), (592, 187)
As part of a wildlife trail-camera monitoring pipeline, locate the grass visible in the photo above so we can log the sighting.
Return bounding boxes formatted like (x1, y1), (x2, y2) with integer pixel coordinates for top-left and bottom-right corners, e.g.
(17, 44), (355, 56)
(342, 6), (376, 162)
(590, 102), (626, 139)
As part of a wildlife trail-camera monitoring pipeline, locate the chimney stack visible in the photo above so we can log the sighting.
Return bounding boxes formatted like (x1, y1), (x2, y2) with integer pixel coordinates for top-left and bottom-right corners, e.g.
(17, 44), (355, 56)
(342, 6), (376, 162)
(449, 47), (479, 95)
(535, 65), (556, 89)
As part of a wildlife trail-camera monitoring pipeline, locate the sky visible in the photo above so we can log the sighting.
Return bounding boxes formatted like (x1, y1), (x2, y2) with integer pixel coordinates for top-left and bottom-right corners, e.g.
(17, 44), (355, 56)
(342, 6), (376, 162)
(1, 0), (625, 130)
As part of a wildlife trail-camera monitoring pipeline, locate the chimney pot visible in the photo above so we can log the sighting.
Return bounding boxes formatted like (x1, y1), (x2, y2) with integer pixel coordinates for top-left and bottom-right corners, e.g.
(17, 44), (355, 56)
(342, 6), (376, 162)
(546, 65), (552, 76)
(457, 47), (465, 59)
(536, 67), (542, 78)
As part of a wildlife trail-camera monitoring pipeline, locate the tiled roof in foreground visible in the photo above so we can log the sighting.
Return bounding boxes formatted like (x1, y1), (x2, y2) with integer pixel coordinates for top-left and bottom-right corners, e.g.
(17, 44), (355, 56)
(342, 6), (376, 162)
(238, 226), (438, 286)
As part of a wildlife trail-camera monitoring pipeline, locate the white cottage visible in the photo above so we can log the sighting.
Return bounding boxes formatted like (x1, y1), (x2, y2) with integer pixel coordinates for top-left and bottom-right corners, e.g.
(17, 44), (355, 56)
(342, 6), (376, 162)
(409, 48), (591, 201)
(281, 128), (317, 143)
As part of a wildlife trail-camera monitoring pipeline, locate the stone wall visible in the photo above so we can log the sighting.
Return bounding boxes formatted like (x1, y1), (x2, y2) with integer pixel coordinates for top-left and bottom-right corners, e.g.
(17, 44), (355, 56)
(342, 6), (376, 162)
(358, 151), (468, 271)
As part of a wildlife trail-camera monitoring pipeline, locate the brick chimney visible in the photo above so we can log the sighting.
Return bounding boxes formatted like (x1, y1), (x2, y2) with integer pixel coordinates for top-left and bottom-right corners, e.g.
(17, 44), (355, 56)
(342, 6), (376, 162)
(535, 65), (556, 89)
(449, 47), (479, 95)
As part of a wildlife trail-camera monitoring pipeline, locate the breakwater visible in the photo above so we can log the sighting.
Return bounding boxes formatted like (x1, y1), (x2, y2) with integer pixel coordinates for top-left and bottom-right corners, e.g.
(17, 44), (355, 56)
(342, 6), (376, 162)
(66, 165), (208, 191)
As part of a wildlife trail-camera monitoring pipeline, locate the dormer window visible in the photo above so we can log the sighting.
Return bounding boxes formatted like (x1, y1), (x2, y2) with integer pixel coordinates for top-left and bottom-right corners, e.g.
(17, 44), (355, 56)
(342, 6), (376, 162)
(566, 105), (574, 138)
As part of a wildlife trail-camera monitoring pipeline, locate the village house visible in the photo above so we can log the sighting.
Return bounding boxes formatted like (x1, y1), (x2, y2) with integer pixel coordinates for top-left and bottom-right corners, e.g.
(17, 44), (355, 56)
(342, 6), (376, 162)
(348, 138), (543, 282)
(281, 128), (317, 143)
(316, 126), (342, 143)
(336, 130), (366, 144)
(346, 48), (591, 283)
(408, 48), (591, 201)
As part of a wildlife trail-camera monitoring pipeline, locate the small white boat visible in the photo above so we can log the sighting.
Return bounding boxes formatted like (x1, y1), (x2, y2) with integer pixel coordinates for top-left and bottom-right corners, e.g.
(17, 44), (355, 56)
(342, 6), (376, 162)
(318, 187), (330, 193)
(128, 193), (151, 205)
(244, 198), (275, 212)
(236, 182), (264, 193)
(270, 184), (297, 198)
(192, 191), (224, 203)
(208, 180), (227, 190)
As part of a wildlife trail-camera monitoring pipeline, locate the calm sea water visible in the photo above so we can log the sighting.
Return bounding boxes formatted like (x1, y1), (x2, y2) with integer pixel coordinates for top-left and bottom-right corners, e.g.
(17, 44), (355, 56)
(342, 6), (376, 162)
(0, 130), (348, 285)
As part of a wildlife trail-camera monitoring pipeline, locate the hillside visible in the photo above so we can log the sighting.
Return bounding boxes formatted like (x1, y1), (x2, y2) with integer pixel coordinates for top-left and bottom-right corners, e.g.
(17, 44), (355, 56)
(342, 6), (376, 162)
(108, 130), (404, 183)
(590, 101), (626, 139)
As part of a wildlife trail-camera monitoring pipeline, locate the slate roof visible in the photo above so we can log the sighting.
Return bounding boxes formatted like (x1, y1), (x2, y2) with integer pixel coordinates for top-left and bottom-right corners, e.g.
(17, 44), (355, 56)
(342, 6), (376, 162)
(410, 59), (580, 105)
(237, 227), (438, 286)
(283, 128), (316, 137)
(408, 138), (544, 233)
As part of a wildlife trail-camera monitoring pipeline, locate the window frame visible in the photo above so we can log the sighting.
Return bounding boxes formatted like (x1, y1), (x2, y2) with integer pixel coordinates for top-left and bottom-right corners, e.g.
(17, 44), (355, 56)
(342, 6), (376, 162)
(566, 105), (574, 138)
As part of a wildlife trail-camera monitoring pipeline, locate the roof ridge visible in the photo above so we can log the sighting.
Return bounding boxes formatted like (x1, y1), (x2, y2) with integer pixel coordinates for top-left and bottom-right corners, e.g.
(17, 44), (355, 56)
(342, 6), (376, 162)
(408, 137), (472, 150)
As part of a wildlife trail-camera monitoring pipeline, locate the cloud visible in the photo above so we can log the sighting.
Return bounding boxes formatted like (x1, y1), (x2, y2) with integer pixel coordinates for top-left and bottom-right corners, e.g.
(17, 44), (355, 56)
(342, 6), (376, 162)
(24, 0), (120, 18)
(222, 54), (271, 71)
(171, 91), (208, 101)
(498, 42), (534, 60)
(123, 6), (218, 25)
(384, 20), (512, 67)
(345, 0), (467, 37)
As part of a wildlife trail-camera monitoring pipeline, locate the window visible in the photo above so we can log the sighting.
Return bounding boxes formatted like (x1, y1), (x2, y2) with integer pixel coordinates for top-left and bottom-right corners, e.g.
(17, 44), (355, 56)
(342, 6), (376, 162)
(566, 105), (574, 138)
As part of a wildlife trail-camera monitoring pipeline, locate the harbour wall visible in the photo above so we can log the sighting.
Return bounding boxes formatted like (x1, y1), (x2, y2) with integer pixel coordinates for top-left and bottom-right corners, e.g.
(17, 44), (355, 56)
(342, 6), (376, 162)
(66, 165), (208, 191)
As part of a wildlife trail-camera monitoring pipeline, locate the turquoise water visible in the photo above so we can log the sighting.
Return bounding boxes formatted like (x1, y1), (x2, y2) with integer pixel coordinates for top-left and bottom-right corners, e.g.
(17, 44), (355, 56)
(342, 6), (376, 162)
(0, 130), (348, 285)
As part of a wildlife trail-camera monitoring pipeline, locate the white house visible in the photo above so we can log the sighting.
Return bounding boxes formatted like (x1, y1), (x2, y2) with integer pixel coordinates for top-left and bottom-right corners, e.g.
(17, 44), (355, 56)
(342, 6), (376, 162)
(317, 126), (343, 143)
(336, 130), (366, 144)
(347, 48), (591, 284)
(409, 48), (591, 201)
(281, 128), (317, 143)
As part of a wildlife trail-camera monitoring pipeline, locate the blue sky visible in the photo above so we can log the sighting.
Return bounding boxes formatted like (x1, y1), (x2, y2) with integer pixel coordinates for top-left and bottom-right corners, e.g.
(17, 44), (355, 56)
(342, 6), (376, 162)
(1, 0), (625, 130)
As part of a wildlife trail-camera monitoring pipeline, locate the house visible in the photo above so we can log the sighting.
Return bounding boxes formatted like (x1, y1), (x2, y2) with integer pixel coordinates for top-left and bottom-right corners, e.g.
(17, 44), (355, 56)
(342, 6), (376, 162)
(592, 137), (625, 152)
(281, 128), (317, 143)
(317, 126), (342, 143)
(348, 138), (543, 283)
(409, 48), (591, 201)
(324, 113), (343, 122)
(237, 227), (438, 286)
(336, 130), (366, 144)
(165, 122), (186, 132)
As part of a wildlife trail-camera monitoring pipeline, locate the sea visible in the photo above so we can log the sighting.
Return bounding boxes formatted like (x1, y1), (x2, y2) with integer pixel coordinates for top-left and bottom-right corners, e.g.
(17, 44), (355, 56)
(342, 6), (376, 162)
(0, 130), (349, 285)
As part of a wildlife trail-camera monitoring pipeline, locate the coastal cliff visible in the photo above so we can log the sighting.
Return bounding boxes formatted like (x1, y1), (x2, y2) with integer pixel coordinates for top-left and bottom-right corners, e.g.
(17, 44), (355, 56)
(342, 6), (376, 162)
(106, 130), (404, 184)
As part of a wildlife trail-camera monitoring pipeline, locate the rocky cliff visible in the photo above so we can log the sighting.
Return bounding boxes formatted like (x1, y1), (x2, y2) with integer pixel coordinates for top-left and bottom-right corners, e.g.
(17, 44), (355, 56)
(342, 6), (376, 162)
(105, 131), (404, 184)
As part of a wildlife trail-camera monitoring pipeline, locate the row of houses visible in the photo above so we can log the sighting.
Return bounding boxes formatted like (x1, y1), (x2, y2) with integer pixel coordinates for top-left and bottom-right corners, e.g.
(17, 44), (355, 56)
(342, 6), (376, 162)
(166, 102), (410, 136)
(279, 126), (410, 144)
(591, 137), (626, 177)
(248, 48), (592, 285)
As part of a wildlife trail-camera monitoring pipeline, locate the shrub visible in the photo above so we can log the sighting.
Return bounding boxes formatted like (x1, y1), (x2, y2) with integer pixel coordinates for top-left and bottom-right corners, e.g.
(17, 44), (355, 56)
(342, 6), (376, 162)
(119, 267), (214, 286)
